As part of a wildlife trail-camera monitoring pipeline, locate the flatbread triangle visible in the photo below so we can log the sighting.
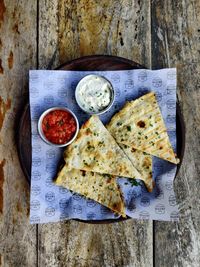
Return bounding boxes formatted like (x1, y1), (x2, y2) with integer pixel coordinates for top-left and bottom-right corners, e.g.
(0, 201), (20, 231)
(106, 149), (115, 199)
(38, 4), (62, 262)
(119, 144), (154, 192)
(64, 115), (142, 179)
(107, 92), (179, 164)
(54, 166), (126, 217)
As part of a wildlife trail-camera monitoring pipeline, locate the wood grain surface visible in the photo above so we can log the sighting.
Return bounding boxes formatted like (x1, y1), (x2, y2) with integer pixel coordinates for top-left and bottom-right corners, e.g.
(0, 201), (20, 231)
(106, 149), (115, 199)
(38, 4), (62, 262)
(0, 1), (37, 267)
(0, 0), (199, 267)
(152, 1), (200, 267)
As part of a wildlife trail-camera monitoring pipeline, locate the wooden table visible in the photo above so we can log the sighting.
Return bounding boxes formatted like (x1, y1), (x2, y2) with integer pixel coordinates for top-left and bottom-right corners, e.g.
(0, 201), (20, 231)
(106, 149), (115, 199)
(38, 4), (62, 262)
(0, 1), (199, 266)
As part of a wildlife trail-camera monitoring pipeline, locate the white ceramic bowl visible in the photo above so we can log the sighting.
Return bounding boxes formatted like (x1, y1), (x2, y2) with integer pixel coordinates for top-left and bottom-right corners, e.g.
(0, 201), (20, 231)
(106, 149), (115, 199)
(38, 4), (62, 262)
(75, 74), (115, 115)
(38, 107), (79, 147)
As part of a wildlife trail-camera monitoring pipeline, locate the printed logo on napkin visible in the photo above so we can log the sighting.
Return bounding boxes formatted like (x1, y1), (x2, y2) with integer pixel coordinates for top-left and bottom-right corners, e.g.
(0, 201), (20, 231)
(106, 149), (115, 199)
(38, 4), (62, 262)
(29, 69), (179, 223)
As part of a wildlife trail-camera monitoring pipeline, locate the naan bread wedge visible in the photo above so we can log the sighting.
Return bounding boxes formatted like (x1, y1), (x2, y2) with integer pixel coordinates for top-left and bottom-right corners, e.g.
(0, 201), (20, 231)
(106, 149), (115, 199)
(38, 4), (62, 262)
(119, 144), (154, 192)
(64, 115), (142, 179)
(107, 92), (179, 164)
(55, 166), (126, 217)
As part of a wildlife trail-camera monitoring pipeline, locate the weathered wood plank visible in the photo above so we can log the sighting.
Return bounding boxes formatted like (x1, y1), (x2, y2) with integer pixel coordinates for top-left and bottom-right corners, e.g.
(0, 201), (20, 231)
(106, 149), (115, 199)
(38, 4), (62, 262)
(151, 0), (200, 68)
(0, 0), (37, 266)
(38, 1), (153, 267)
(38, 220), (153, 267)
(39, 0), (151, 69)
(152, 1), (200, 266)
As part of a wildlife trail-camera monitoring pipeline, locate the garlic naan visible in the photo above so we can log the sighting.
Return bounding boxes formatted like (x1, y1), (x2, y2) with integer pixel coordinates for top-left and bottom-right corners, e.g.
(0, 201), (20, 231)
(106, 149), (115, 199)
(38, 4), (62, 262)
(64, 115), (142, 179)
(119, 144), (154, 192)
(107, 92), (179, 164)
(55, 166), (126, 217)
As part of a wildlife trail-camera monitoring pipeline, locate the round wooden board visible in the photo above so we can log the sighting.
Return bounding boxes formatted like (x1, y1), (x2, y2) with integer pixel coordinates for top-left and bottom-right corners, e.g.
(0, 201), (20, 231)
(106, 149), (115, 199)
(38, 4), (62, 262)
(17, 55), (185, 223)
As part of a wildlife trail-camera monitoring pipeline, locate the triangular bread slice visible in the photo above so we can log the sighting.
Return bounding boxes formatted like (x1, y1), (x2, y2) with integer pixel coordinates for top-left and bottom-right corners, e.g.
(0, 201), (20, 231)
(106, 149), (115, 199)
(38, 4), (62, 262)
(119, 144), (154, 192)
(54, 166), (126, 217)
(64, 115), (142, 179)
(107, 92), (179, 164)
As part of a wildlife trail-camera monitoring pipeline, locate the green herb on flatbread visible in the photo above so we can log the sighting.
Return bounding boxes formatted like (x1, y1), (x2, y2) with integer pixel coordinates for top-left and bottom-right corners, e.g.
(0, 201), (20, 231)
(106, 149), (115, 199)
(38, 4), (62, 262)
(107, 92), (179, 164)
(64, 115), (142, 180)
(54, 166), (126, 217)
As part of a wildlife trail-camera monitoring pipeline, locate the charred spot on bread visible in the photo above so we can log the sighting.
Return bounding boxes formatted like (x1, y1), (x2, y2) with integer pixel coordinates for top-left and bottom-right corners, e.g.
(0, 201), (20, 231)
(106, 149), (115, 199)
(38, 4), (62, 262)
(81, 170), (86, 176)
(131, 147), (136, 152)
(137, 120), (146, 128)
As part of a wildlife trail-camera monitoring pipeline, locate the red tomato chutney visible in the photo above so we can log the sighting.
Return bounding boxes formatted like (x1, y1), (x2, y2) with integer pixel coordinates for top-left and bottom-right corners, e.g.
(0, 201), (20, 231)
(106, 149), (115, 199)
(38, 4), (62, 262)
(42, 110), (77, 144)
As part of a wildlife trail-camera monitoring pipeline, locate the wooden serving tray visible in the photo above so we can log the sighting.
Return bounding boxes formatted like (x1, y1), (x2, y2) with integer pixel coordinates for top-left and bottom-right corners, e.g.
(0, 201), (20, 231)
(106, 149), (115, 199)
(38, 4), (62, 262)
(16, 55), (185, 223)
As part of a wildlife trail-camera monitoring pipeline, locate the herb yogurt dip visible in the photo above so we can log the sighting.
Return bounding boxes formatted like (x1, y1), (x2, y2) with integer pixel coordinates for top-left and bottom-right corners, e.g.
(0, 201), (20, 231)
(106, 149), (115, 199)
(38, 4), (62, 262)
(75, 75), (114, 114)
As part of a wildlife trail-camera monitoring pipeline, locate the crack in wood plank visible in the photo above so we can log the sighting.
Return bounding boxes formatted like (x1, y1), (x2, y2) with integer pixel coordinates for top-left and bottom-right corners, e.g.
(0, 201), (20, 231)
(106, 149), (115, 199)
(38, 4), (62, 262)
(0, 159), (5, 214)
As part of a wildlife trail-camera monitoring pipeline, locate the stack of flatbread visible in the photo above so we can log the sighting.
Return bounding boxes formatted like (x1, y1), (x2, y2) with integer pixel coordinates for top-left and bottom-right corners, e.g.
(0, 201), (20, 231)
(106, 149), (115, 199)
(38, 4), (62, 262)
(54, 92), (179, 218)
